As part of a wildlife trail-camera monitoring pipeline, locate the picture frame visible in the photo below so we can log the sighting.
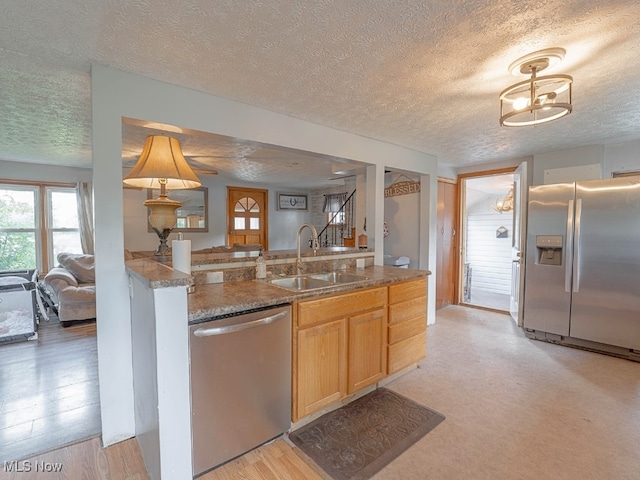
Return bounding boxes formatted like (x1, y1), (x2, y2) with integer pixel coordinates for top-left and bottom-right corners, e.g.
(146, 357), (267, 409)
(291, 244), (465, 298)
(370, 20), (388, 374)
(277, 193), (308, 211)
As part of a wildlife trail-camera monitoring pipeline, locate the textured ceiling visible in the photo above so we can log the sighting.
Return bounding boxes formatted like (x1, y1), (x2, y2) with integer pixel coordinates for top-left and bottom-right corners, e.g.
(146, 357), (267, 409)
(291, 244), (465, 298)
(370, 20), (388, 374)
(1, 0), (639, 186)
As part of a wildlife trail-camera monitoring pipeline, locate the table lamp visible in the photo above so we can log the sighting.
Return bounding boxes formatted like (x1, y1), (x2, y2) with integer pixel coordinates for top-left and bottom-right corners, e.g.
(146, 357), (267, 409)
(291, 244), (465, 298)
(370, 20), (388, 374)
(123, 135), (201, 256)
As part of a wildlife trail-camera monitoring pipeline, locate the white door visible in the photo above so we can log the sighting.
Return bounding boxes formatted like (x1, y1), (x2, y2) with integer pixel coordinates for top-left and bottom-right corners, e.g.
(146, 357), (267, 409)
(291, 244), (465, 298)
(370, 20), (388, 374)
(509, 162), (527, 325)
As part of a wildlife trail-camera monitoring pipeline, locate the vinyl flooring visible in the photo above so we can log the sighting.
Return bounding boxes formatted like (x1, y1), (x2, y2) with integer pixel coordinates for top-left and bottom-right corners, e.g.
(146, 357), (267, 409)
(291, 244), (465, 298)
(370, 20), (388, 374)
(464, 287), (510, 311)
(0, 317), (100, 464)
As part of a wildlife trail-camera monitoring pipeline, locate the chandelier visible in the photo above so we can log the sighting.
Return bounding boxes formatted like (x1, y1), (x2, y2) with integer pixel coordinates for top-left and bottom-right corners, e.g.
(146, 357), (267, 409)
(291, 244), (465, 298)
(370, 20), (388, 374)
(499, 48), (573, 127)
(492, 187), (514, 213)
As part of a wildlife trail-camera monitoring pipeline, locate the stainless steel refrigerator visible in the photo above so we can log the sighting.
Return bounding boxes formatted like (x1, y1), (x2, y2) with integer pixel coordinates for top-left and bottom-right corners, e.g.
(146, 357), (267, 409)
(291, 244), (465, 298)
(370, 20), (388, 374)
(523, 177), (640, 359)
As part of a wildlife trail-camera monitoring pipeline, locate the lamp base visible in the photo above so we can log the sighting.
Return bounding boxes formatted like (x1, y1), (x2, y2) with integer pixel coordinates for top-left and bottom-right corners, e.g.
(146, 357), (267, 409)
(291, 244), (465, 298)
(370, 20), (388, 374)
(153, 228), (173, 257)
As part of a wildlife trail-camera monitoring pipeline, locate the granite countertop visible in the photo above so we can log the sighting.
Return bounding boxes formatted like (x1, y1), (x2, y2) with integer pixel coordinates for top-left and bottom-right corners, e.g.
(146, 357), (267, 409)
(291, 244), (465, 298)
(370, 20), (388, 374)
(126, 258), (192, 288)
(187, 265), (430, 324)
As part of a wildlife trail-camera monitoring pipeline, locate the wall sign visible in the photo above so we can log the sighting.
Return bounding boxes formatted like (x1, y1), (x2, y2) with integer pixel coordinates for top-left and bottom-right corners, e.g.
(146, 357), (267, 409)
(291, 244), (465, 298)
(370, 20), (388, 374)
(384, 174), (421, 198)
(277, 193), (308, 210)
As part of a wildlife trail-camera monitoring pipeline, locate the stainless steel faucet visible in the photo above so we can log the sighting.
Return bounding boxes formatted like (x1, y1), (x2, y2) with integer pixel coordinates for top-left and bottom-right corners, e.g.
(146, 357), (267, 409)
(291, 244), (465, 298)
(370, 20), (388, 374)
(297, 223), (319, 274)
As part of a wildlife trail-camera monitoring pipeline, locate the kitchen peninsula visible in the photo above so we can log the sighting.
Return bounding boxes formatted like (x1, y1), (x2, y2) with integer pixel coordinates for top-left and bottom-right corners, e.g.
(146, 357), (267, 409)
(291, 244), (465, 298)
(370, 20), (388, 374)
(125, 247), (430, 479)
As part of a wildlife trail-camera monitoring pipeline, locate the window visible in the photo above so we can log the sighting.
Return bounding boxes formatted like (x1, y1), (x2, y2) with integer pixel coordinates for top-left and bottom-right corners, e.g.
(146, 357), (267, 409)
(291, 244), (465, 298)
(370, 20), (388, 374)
(327, 211), (345, 226)
(47, 188), (82, 266)
(0, 182), (82, 272)
(0, 185), (39, 270)
(234, 197), (261, 230)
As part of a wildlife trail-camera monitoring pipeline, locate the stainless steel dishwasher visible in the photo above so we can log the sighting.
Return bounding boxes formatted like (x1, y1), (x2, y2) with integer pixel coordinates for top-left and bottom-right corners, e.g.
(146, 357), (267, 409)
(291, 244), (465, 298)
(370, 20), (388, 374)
(189, 304), (291, 477)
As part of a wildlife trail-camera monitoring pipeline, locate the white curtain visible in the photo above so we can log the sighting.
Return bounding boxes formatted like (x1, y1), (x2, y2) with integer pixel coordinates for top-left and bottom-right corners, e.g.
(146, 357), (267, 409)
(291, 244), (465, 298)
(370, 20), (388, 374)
(76, 182), (95, 255)
(323, 192), (347, 213)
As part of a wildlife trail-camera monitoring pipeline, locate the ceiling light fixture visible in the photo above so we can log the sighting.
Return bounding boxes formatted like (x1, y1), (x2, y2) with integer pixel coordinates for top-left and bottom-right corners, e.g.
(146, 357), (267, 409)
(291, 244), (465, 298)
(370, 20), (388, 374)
(499, 48), (573, 127)
(492, 187), (514, 213)
(123, 135), (201, 256)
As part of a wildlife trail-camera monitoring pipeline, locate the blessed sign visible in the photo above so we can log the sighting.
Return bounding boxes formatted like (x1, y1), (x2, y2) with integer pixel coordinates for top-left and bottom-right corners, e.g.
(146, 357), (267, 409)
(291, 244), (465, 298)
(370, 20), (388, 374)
(384, 180), (421, 198)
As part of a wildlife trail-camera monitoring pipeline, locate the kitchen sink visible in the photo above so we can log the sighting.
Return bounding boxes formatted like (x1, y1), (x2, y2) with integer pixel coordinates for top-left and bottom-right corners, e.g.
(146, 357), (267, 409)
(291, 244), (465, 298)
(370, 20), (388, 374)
(308, 272), (369, 284)
(267, 271), (369, 292)
(268, 276), (333, 291)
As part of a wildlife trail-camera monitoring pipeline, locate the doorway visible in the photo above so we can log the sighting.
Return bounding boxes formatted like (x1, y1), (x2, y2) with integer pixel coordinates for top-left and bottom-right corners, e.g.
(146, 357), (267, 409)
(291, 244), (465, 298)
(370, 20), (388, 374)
(459, 170), (515, 311)
(227, 187), (269, 249)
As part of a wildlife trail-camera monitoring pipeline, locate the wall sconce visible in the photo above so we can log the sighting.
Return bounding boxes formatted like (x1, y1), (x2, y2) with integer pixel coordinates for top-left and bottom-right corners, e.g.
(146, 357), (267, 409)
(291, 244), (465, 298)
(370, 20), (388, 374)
(123, 135), (201, 256)
(499, 48), (573, 127)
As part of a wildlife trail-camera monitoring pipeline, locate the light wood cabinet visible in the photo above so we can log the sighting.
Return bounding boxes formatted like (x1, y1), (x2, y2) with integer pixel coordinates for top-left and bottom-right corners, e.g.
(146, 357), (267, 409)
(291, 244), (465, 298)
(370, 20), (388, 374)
(293, 287), (387, 421)
(387, 277), (427, 374)
(296, 318), (347, 419)
(348, 307), (387, 393)
(292, 277), (427, 422)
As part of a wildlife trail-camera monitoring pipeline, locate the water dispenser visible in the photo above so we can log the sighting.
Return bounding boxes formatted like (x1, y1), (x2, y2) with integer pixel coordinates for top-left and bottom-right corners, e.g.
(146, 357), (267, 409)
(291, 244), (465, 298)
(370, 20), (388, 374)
(536, 235), (563, 266)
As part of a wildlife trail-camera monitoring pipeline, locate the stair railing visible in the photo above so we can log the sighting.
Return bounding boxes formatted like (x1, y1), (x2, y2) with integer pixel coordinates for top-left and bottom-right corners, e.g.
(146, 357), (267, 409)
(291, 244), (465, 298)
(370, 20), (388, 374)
(317, 190), (356, 248)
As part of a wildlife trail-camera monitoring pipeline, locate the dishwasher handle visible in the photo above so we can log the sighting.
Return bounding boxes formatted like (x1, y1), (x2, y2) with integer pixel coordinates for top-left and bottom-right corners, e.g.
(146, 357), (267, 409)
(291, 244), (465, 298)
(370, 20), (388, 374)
(193, 310), (288, 337)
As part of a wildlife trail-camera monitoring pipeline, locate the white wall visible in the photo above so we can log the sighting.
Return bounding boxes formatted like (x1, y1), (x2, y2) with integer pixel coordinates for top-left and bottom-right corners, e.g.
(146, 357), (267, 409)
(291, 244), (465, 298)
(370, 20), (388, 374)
(0, 159), (92, 183)
(383, 172), (420, 269)
(129, 275), (160, 479)
(532, 142), (640, 185)
(532, 145), (604, 185)
(604, 140), (640, 177)
(91, 64), (438, 447)
(123, 174), (313, 252)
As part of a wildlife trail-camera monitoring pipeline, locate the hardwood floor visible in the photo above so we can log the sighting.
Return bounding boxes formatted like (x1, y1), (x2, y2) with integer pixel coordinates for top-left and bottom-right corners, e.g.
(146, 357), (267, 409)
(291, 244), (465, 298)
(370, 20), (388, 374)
(0, 317), (100, 464)
(199, 438), (325, 480)
(0, 437), (148, 480)
(0, 435), (321, 480)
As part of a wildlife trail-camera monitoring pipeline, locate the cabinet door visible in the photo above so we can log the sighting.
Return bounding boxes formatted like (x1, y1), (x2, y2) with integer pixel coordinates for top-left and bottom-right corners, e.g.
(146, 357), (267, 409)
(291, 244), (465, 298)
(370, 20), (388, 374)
(348, 308), (387, 394)
(297, 318), (347, 418)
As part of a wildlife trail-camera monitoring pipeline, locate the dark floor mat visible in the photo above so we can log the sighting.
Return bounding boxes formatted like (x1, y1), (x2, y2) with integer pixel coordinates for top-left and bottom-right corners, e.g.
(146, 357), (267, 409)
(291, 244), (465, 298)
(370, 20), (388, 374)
(289, 387), (445, 480)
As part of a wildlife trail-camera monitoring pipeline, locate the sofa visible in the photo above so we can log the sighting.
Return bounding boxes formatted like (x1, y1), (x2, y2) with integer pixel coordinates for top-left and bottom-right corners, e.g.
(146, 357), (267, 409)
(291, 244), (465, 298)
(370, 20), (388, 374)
(43, 253), (96, 326)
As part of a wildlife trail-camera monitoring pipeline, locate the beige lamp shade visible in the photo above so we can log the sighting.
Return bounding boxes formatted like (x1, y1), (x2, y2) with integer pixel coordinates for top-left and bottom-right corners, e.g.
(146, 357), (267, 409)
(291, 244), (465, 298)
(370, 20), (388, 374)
(123, 135), (201, 190)
(123, 134), (201, 256)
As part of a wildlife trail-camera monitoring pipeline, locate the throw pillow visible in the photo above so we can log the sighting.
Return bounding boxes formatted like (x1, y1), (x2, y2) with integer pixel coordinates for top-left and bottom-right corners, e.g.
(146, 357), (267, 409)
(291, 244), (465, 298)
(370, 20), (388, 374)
(57, 253), (95, 284)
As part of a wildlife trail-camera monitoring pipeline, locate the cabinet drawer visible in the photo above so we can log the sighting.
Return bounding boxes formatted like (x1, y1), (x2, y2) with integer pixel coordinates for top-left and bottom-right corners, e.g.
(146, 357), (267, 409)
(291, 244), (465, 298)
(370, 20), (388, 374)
(388, 330), (427, 374)
(388, 295), (426, 325)
(298, 287), (387, 328)
(388, 277), (427, 304)
(388, 314), (426, 345)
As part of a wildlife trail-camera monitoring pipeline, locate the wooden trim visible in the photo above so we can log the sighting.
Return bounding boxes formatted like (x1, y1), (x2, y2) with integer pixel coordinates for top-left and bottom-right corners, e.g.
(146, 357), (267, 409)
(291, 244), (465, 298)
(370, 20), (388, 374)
(437, 176), (457, 185)
(456, 166), (517, 180)
(0, 178), (75, 188)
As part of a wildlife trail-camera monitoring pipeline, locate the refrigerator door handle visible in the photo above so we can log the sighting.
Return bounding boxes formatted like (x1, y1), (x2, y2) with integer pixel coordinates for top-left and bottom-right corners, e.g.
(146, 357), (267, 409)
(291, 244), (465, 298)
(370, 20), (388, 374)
(565, 199), (575, 293)
(572, 198), (582, 293)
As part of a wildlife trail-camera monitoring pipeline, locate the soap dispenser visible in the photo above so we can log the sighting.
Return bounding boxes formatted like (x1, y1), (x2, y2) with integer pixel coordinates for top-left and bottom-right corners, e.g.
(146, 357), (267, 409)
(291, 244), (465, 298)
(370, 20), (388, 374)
(256, 246), (267, 279)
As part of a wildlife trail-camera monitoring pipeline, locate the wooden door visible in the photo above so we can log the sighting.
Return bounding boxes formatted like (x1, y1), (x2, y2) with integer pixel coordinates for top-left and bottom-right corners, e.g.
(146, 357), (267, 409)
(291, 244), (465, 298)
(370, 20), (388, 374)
(436, 179), (458, 309)
(227, 187), (268, 249)
(348, 307), (387, 393)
